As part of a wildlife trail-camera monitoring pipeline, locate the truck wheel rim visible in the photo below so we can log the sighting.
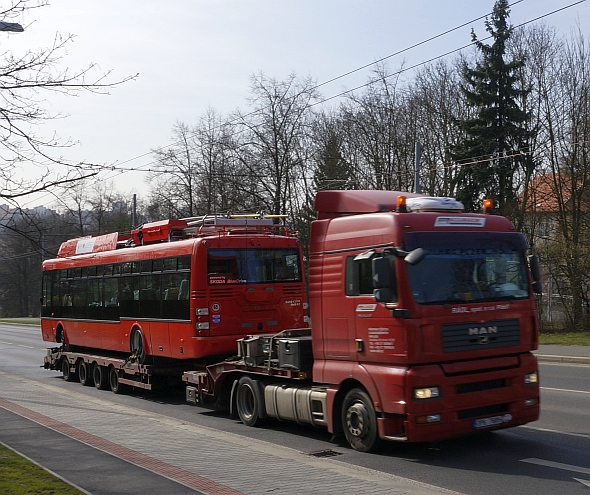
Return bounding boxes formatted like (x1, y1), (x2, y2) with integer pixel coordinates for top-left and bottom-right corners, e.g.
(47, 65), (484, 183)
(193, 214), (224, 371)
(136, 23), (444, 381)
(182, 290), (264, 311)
(346, 402), (368, 438)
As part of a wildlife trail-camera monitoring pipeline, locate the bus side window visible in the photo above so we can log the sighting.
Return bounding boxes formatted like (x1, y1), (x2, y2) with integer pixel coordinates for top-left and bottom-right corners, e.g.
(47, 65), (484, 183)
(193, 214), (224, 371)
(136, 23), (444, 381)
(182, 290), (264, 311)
(178, 278), (189, 300)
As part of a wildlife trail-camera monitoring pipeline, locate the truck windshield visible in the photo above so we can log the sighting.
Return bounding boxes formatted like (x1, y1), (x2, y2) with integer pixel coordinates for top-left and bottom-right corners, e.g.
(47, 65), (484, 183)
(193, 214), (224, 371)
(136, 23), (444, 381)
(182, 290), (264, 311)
(405, 232), (530, 304)
(208, 248), (301, 285)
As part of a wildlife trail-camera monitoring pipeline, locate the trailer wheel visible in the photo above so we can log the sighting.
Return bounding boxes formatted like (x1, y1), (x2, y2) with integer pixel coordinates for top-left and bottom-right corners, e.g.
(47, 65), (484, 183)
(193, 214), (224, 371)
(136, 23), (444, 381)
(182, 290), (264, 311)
(236, 376), (265, 427)
(130, 328), (149, 364)
(342, 388), (379, 453)
(61, 358), (76, 382)
(92, 364), (109, 390)
(108, 365), (127, 395)
(78, 360), (92, 387)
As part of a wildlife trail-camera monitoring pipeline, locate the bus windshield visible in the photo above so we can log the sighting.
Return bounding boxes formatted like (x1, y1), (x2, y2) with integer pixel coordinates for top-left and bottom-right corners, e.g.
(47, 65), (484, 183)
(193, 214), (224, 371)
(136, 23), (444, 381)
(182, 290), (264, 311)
(405, 232), (530, 305)
(207, 248), (301, 285)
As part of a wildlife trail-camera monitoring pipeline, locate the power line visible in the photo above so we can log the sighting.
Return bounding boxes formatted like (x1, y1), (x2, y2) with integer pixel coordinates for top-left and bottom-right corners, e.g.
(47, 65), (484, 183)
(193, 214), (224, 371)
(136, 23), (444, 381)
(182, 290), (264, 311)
(93, 0), (586, 183)
(19, 0), (586, 197)
(85, 1), (534, 178)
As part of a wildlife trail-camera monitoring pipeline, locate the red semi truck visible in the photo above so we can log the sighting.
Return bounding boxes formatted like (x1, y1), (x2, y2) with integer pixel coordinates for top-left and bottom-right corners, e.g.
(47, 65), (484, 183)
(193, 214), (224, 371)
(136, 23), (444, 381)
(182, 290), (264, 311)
(184, 190), (541, 452)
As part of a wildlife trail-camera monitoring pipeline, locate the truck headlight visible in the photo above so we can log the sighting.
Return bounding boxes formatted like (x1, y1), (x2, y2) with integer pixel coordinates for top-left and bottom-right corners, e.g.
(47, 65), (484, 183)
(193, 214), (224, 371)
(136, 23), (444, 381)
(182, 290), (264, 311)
(525, 371), (538, 385)
(413, 386), (440, 400)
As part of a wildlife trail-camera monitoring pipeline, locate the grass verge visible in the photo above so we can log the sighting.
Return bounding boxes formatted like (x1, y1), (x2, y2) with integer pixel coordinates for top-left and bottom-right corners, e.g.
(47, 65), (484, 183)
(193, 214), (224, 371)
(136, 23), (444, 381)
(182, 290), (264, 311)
(0, 318), (41, 325)
(0, 443), (84, 495)
(539, 331), (590, 346)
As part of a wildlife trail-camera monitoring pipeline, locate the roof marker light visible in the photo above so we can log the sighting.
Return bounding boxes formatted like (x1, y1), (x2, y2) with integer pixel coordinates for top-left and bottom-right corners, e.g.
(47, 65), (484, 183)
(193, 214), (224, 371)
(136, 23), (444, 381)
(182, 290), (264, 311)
(397, 195), (408, 213)
(483, 199), (494, 214)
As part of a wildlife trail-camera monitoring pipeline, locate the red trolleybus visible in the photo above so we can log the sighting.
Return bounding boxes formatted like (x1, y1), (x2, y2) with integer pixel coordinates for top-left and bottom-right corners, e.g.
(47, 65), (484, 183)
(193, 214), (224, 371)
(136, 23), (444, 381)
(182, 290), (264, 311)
(41, 215), (308, 366)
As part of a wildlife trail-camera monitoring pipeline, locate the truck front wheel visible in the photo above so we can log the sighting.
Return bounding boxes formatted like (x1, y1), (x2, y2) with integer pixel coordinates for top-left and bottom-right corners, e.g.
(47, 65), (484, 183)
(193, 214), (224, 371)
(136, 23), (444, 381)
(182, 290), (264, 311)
(236, 376), (265, 427)
(342, 388), (379, 452)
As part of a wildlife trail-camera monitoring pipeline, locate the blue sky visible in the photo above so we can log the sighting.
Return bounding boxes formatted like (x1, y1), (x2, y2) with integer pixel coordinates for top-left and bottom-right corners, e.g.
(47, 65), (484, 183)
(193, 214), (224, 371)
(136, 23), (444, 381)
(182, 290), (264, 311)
(5, 0), (589, 208)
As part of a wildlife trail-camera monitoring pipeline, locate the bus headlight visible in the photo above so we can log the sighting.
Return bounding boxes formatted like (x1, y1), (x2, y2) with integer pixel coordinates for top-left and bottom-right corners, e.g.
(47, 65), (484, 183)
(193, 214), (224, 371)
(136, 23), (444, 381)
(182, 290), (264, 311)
(413, 386), (440, 400)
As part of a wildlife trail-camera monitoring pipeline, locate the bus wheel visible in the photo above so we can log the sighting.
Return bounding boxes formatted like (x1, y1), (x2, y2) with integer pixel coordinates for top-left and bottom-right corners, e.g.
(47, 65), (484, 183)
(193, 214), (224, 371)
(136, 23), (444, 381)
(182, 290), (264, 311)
(78, 360), (92, 387)
(236, 376), (265, 427)
(108, 365), (127, 395)
(342, 388), (379, 453)
(130, 328), (149, 364)
(93, 363), (109, 390)
(56, 326), (64, 344)
(61, 358), (76, 382)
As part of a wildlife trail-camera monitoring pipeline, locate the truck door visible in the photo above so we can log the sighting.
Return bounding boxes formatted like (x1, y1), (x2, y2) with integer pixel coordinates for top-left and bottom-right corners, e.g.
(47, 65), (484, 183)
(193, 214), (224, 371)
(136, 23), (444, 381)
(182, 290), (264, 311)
(348, 252), (406, 362)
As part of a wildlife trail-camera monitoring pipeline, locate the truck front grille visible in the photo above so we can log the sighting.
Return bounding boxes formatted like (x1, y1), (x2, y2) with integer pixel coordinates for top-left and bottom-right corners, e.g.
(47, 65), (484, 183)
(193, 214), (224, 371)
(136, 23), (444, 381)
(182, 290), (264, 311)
(442, 319), (520, 353)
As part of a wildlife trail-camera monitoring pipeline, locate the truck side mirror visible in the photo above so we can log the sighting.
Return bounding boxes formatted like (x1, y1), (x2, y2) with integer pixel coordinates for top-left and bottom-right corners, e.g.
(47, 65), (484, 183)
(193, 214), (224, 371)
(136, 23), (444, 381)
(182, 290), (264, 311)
(374, 287), (392, 303)
(404, 247), (425, 266)
(372, 256), (390, 288)
(528, 254), (541, 282)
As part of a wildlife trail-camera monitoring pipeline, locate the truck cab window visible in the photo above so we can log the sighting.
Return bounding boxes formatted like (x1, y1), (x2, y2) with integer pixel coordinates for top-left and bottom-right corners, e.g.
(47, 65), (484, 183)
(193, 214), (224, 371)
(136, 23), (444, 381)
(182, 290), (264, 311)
(346, 254), (397, 302)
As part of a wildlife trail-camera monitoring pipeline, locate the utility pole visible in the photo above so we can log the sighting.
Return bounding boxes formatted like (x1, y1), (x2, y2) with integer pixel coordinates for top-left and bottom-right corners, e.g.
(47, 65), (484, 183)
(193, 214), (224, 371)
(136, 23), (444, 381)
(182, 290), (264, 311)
(132, 194), (137, 229)
(414, 141), (421, 194)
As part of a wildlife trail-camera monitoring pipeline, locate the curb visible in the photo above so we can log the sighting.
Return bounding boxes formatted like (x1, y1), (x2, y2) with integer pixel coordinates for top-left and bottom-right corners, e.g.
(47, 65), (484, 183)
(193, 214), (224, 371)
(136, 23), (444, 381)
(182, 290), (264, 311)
(535, 354), (590, 365)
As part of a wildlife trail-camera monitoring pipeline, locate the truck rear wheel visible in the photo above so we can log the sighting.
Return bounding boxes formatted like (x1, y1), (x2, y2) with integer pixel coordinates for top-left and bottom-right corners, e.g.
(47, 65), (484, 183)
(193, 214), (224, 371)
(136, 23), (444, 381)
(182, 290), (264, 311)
(78, 360), (92, 387)
(342, 388), (379, 453)
(236, 376), (265, 427)
(93, 364), (109, 390)
(108, 365), (127, 395)
(61, 358), (76, 382)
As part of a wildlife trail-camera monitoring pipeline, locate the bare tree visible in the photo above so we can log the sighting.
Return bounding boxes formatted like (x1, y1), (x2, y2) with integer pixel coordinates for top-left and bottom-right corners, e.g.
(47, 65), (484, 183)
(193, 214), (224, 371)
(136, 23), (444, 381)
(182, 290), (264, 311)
(538, 27), (590, 331)
(0, 0), (136, 205)
(233, 72), (319, 215)
(340, 64), (412, 191)
(410, 58), (467, 197)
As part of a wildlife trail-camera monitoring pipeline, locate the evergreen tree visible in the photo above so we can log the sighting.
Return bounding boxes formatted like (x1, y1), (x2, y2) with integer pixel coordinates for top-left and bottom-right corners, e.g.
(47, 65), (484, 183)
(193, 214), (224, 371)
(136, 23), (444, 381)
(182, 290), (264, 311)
(452, 0), (532, 216)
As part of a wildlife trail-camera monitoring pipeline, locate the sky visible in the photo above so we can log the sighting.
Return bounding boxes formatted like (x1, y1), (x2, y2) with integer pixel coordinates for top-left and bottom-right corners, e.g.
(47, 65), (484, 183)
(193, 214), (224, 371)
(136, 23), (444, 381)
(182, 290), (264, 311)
(4, 0), (590, 210)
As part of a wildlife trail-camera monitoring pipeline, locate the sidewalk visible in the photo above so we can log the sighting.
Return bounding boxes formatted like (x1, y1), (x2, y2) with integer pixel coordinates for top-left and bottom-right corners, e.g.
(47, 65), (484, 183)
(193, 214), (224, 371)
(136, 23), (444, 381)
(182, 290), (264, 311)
(535, 344), (590, 365)
(0, 370), (460, 495)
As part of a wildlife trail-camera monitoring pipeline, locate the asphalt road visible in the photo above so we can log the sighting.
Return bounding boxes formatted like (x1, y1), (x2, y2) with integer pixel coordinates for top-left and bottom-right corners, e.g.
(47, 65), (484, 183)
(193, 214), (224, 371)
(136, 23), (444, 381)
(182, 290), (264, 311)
(0, 322), (588, 495)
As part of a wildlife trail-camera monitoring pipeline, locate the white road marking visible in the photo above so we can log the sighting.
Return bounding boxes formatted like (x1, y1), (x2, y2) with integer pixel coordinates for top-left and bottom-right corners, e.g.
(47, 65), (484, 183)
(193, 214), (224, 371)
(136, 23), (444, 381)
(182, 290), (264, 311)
(0, 340), (39, 349)
(541, 386), (590, 395)
(521, 458), (590, 475)
(520, 425), (590, 439)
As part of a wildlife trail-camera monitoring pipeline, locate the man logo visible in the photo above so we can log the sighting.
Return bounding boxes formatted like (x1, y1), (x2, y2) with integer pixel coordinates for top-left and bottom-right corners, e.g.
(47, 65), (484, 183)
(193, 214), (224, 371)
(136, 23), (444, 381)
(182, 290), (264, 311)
(468, 326), (498, 336)
(468, 326), (498, 345)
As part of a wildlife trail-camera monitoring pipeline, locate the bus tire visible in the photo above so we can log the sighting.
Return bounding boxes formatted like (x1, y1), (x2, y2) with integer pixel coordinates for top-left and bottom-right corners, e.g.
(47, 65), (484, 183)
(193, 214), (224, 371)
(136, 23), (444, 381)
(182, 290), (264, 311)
(56, 325), (64, 344)
(78, 360), (92, 387)
(108, 365), (127, 395)
(236, 376), (265, 427)
(130, 328), (149, 364)
(61, 358), (76, 382)
(342, 388), (379, 453)
(93, 363), (109, 390)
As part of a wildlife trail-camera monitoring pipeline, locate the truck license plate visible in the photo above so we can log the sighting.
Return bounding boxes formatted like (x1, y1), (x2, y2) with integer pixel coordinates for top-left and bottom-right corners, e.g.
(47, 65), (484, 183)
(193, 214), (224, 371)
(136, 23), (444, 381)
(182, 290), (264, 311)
(473, 415), (503, 429)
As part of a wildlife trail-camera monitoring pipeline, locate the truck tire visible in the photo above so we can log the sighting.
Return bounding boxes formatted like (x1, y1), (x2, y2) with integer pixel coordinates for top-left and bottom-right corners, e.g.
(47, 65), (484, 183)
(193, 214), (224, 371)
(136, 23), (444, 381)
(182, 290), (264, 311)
(78, 360), (92, 387)
(108, 365), (127, 395)
(61, 358), (76, 382)
(342, 388), (379, 453)
(236, 376), (265, 427)
(93, 363), (109, 390)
